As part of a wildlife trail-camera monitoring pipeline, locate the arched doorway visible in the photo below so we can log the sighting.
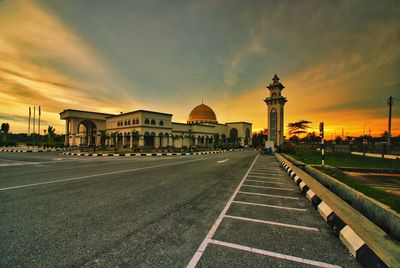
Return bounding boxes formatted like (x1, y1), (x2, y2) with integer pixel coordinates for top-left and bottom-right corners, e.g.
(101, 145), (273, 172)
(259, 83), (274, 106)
(144, 132), (155, 147)
(245, 128), (250, 145)
(159, 133), (164, 148)
(77, 120), (97, 146)
(230, 128), (238, 144)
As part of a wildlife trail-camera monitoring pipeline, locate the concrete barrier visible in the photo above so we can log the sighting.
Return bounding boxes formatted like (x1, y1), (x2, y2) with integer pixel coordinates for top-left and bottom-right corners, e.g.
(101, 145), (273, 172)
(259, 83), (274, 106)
(305, 165), (400, 242)
(276, 153), (400, 268)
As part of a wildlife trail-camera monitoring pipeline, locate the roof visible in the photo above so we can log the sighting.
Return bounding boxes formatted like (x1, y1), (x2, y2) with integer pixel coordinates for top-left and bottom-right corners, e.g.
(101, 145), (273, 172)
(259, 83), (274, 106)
(226, 121), (253, 125)
(59, 109), (114, 116)
(187, 103), (218, 123)
(107, 109), (173, 118)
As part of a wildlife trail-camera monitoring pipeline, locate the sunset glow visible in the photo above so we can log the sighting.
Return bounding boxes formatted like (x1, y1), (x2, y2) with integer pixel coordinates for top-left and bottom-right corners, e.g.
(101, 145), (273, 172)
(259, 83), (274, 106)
(0, 0), (399, 138)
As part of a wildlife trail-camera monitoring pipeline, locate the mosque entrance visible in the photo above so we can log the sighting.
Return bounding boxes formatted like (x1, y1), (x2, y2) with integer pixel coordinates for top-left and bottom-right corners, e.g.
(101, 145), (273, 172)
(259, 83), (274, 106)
(77, 120), (97, 146)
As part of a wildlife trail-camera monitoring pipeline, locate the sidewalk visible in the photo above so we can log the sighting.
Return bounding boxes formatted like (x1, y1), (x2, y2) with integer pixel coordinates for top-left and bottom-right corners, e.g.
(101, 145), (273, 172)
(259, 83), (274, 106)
(351, 152), (400, 160)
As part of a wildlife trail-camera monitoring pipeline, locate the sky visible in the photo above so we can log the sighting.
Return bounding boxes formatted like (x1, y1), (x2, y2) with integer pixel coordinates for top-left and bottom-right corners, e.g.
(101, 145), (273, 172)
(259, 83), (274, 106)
(0, 0), (399, 138)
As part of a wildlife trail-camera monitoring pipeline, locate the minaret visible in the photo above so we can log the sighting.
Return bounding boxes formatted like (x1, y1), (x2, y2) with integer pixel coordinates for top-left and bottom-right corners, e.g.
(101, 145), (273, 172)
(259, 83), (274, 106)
(264, 74), (287, 146)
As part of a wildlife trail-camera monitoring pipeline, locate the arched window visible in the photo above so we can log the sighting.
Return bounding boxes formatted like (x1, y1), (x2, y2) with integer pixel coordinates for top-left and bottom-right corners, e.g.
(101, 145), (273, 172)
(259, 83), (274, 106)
(272, 93), (277, 98)
(145, 119), (150, 124)
(136, 118), (140, 125)
(128, 120), (131, 125)
(159, 120), (164, 126)
(151, 119), (156, 125)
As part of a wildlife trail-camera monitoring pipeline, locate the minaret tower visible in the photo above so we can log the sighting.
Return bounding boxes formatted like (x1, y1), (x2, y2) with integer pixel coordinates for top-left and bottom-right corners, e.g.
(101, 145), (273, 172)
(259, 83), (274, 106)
(264, 74), (287, 146)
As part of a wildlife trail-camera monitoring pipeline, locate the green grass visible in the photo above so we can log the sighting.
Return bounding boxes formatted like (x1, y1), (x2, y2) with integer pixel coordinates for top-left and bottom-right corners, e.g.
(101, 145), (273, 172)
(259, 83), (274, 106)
(287, 151), (400, 169)
(315, 166), (400, 213)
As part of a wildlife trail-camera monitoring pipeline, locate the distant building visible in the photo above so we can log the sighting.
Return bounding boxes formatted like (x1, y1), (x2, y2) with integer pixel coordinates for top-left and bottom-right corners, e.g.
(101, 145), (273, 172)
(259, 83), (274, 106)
(264, 74), (287, 146)
(59, 103), (252, 148)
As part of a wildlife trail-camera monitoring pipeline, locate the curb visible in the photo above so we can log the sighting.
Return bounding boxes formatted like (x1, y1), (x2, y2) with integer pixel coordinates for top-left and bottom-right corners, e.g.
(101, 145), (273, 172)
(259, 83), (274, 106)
(277, 157), (391, 268)
(62, 149), (244, 157)
(0, 148), (74, 153)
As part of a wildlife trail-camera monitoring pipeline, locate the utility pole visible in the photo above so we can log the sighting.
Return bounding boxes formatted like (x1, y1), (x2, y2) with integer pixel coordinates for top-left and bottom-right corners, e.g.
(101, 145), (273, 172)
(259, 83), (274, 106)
(320, 122), (325, 167)
(387, 96), (392, 149)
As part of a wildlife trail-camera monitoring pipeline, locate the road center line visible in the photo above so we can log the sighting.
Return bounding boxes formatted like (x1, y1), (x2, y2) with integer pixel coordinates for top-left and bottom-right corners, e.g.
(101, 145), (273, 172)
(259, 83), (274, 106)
(210, 240), (339, 268)
(224, 215), (319, 231)
(186, 154), (259, 267)
(217, 159), (229, 163)
(0, 156), (215, 192)
(232, 201), (307, 211)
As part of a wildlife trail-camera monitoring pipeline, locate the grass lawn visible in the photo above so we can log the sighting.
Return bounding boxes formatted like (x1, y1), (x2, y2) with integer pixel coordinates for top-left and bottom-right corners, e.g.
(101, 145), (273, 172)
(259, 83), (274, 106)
(287, 151), (400, 169)
(315, 166), (400, 213)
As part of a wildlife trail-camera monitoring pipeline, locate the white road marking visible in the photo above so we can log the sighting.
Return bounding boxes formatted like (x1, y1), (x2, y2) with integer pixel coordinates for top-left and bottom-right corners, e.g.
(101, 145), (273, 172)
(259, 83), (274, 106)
(232, 200), (307, 211)
(0, 156), (215, 192)
(242, 184), (294, 191)
(238, 191), (300, 200)
(186, 154), (259, 268)
(210, 240), (340, 268)
(247, 175), (280, 180)
(224, 215), (319, 231)
(250, 171), (281, 175)
(217, 159), (229, 163)
(246, 179), (283, 185)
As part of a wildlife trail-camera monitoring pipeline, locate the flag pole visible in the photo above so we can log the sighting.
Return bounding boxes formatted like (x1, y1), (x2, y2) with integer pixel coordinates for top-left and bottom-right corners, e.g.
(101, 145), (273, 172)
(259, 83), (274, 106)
(38, 106), (41, 143)
(28, 107), (31, 135)
(33, 106), (36, 141)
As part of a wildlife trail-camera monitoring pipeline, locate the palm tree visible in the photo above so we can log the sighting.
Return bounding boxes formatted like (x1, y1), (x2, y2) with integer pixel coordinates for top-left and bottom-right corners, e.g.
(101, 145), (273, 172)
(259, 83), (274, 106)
(99, 130), (107, 149)
(131, 130), (140, 150)
(47, 125), (56, 145)
(288, 120), (312, 136)
(110, 131), (118, 152)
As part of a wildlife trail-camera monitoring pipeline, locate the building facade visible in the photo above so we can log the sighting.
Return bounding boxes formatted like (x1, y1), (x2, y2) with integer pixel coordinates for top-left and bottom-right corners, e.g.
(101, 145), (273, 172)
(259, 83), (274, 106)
(60, 104), (252, 149)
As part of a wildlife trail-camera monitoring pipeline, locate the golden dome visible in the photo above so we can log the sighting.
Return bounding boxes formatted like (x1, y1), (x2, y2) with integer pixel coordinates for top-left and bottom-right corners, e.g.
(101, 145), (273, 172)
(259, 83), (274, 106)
(187, 104), (218, 124)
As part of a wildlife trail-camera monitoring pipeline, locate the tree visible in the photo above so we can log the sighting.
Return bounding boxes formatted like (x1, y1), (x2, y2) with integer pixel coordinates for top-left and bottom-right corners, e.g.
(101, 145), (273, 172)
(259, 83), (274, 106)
(288, 120), (312, 136)
(110, 132), (118, 149)
(252, 129), (268, 148)
(213, 133), (220, 149)
(47, 125), (55, 144)
(1, 122), (10, 142)
(131, 130), (140, 150)
(99, 130), (107, 149)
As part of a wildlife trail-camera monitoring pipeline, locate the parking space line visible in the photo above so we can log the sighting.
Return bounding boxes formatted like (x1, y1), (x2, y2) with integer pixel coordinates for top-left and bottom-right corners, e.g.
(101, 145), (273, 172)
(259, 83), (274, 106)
(232, 201), (307, 211)
(250, 173), (283, 176)
(238, 191), (300, 200)
(246, 179), (283, 185)
(247, 175), (280, 179)
(224, 215), (319, 231)
(242, 184), (294, 191)
(210, 239), (340, 268)
(187, 155), (259, 267)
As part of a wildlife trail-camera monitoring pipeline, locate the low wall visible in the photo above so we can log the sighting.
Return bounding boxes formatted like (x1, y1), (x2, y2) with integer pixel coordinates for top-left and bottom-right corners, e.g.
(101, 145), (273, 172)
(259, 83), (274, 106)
(305, 165), (400, 241)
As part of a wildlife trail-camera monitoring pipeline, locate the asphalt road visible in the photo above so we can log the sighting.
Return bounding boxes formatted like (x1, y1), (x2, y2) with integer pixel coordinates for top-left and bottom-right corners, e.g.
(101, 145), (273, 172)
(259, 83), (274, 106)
(0, 151), (359, 267)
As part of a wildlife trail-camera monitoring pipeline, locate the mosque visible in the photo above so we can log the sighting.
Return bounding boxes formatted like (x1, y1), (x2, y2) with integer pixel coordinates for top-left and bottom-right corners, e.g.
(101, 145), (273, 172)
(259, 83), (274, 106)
(60, 103), (252, 149)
